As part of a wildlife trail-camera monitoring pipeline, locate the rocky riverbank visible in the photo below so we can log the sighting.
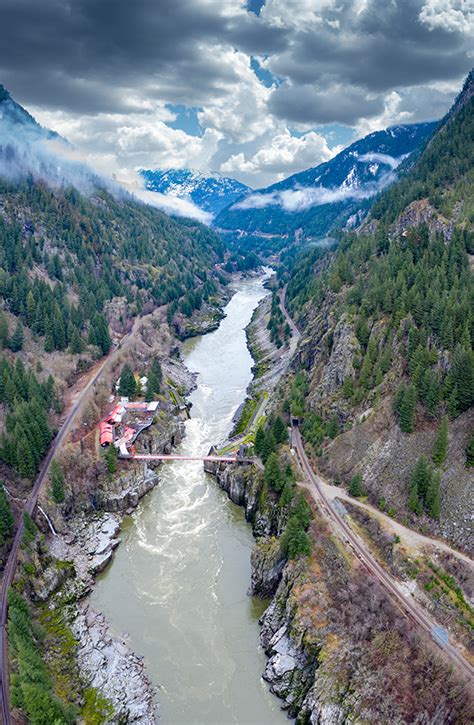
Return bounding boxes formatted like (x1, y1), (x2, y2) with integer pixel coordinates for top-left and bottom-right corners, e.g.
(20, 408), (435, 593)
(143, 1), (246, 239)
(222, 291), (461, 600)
(28, 389), (188, 720)
(48, 503), (160, 722)
(206, 459), (321, 720)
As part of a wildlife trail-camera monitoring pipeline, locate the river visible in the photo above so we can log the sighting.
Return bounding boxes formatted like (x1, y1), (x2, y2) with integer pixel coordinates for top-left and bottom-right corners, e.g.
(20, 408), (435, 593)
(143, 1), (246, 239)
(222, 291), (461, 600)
(91, 274), (288, 724)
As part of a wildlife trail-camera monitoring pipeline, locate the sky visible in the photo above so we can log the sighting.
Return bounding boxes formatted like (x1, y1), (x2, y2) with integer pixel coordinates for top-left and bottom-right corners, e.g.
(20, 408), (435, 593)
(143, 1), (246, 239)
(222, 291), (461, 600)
(0, 0), (472, 189)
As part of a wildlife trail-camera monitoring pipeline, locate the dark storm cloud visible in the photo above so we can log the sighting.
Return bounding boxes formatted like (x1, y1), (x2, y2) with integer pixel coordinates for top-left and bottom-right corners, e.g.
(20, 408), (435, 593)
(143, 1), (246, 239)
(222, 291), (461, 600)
(270, 84), (384, 125)
(267, 0), (473, 125)
(0, 0), (285, 113)
(0, 0), (472, 187)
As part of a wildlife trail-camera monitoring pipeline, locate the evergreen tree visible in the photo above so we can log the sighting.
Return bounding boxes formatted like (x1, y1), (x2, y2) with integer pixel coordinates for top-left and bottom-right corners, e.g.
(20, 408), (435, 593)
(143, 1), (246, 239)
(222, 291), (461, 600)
(261, 430), (276, 463)
(50, 460), (65, 504)
(450, 347), (474, 413)
(9, 322), (24, 352)
(69, 326), (84, 354)
(281, 515), (311, 559)
(0, 312), (9, 349)
(279, 480), (295, 508)
(411, 455), (431, 501)
(292, 493), (312, 529)
(118, 364), (136, 398)
(272, 416), (287, 445)
(348, 473), (364, 497)
(425, 470), (441, 520)
(466, 429), (474, 467)
(105, 444), (118, 475)
(432, 415), (449, 466)
(326, 414), (340, 439)
(264, 453), (284, 492)
(408, 480), (423, 515)
(342, 376), (353, 398)
(397, 384), (416, 433)
(254, 426), (266, 458)
(0, 482), (13, 546)
(22, 512), (37, 544)
(146, 357), (162, 399)
(17, 438), (36, 479)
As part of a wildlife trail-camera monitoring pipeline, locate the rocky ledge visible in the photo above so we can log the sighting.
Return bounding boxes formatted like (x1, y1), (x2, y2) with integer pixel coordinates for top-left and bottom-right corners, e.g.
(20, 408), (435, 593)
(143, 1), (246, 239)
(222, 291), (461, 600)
(73, 602), (157, 723)
(46, 468), (161, 721)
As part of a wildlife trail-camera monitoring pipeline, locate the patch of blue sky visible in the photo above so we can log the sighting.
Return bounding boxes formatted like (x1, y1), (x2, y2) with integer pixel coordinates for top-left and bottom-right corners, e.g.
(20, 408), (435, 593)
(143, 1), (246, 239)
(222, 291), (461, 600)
(246, 0), (266, 16)
(166, 104), (204, 137)
(314, 123), (357, 147)
(250, 56), (280, 88)
(290, 123), (356, 148)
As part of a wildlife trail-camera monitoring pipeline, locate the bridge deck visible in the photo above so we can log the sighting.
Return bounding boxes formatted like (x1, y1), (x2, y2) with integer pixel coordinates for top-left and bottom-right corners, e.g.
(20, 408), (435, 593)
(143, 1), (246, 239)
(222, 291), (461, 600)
(128, 454), (238, 462)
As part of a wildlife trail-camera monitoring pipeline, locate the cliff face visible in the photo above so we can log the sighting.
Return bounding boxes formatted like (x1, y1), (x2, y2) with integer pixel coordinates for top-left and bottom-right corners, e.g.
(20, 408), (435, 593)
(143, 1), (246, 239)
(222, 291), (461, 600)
(209, 461), (339, 720)
(293, 295), (474, 553)
(208, 462), (472, 724)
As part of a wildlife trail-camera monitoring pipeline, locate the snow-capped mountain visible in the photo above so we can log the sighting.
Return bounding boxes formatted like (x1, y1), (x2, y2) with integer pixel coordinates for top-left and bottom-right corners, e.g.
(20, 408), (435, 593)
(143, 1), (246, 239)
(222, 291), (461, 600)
(215, 121), (438, 249)
(140, 168), (250, 215)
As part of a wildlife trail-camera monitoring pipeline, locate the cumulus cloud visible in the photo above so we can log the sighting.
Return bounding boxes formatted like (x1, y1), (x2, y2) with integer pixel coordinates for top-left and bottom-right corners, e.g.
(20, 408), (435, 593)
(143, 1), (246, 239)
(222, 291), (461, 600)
(0, 0), (471, 188)
(220, 129), (336, 181)
(419, 0), (474, 33)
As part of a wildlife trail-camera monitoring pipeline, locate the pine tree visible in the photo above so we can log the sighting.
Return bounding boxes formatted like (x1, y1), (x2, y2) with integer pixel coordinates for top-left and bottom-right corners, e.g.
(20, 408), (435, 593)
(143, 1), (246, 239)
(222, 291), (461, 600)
(50, 460), (65, 504)
(272, 416), (287, 445)
(17, 438), (36, 478)
(326, 414), (340, 439)
(433, 415), (448, 466)
(254, 426), (265, 457)
(292, 493), (312, 529)
(342, 376), (353, 398)
(411, 455), (431, 502)
(118, 364), (136, 398)
(451, 347), (474, 413)
(349, 473), (364, 497)
(398, 384), (416, 433)
(408, 481), (423, 515)
(264, 453), (283, 492)
(146, 357), (162, 399)
(22, 511), (37, 545)
(425, 471), (441, 519)
(279, 481), (295, 508)
(466, 429), (474, 467)
(0, 482), (13, 545)
(69, 326), (84, 354)
(281, 515), (311, 559)
(0, 312), (9, 349)
(261, 429), (276, 463)
(105, 444), (118, 475)
(9, 322), (24, 353)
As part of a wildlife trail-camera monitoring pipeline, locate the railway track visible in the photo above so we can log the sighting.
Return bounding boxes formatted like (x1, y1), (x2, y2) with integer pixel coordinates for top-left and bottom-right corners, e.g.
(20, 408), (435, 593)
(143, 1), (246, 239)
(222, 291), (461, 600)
(0, 325), (137, 724)
(292, 423), (474, 682)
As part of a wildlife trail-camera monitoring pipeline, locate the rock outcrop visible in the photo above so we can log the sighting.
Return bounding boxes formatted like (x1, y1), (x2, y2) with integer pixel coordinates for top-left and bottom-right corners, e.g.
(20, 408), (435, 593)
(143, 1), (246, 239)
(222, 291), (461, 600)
(47, 510), (159, 721)
(72, 604), (157, 723)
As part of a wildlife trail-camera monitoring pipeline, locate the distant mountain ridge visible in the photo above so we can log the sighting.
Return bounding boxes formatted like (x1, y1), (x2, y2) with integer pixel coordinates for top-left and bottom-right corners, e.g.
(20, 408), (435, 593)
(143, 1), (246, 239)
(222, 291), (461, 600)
(140, 168), (251, 215)
(214, 121), (438, 251)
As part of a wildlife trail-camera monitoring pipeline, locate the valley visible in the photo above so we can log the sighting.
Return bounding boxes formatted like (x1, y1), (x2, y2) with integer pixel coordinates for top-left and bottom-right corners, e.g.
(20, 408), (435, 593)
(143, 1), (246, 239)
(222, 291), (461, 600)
(0, 67), (472, 725)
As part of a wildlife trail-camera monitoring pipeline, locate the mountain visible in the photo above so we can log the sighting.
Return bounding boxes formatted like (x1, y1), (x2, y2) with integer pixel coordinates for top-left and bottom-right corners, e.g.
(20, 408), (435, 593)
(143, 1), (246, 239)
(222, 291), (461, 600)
(140, 168), (251, 215)
(0, 83), (225, 401)
(282, 70), (474, 551)
(215, 121), (438, 251)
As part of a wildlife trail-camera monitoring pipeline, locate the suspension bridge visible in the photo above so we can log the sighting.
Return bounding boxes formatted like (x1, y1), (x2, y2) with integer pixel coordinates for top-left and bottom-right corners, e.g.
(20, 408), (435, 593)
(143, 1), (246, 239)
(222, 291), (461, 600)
(125, 453), (243, 463)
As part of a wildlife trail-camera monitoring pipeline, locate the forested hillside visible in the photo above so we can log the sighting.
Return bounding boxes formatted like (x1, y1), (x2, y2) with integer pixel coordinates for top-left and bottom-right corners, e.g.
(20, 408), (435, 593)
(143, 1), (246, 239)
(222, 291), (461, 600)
(283, 71), (474, 550)
(0, 180), (224, 355)
(215, 122), (437, 252)
(0, 87), (226, 539)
